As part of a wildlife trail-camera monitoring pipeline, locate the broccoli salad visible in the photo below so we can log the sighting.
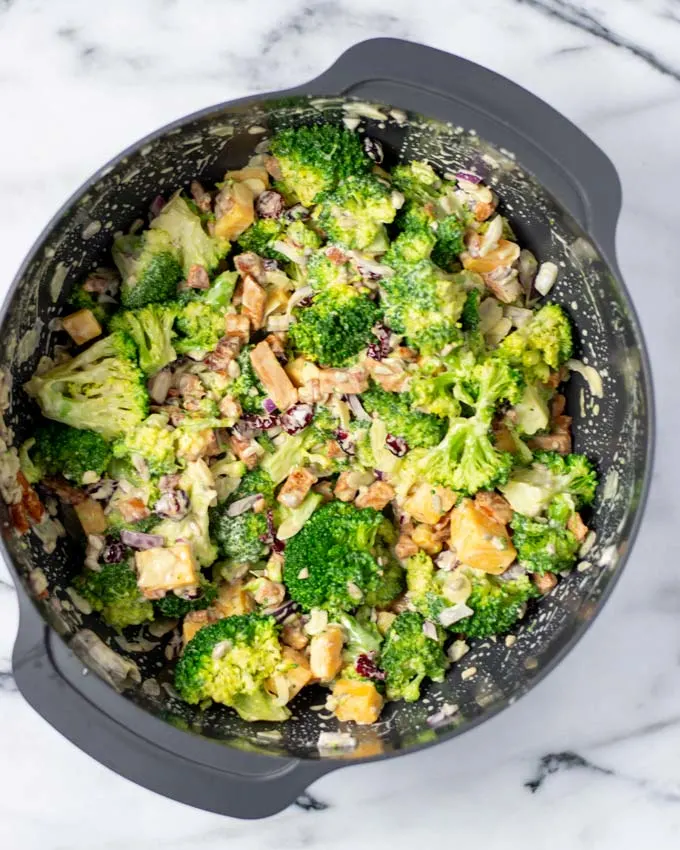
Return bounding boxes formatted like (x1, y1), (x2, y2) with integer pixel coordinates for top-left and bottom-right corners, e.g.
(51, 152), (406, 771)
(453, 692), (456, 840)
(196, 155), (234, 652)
(15, 123), (598, 726)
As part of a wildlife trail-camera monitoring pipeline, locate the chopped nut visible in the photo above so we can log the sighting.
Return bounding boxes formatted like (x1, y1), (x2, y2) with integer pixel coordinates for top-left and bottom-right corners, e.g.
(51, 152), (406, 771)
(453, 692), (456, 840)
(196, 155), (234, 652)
(528, 432), (572, 454)
(225, 313), (251, 342)
(186, 264), (210, 290)
(281, 617), (309, 650)
(234, 251), (266, 284)
(214, 579), (254, 617)
(365, 358), (409, 392)
(190, 180), (212, 213)
(395, 535), (418, 559)
(219, 395), (242, 420)
(249, 341), (298, 412)
(318, 366), (368, 396)
(532, 572), (557, 595)
(355, 480), (395, 510)
(241, 276), (267, 330)
(177, 373), (205, 398)
(567, 512), (589, 543)
(277, 466), (317, 508)
(334, 470), (359, 503)
(474, 491), (513, 525)
(251, 579), (285, 607)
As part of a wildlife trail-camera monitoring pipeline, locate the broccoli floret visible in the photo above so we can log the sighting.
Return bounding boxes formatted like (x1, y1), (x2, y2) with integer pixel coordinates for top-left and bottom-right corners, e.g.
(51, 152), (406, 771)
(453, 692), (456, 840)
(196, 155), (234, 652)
(154, 579), (218, 618)
(229, 345), (268, 414)
(113, 229), (183, 308)
(286, 220), (322, 251)
(201, 271), (238, 310)
(380, 611), (448, 702)
(306, 250), (358, 291)
(391, 161), (451, 205)
(76, 561), (154, 631)
(380, 259), (466, 355)
(336, 610), (383, 677)
(174, 613), (290, 720)
(210, 508), (269, 564)
(361, 382), (444, 449)
(289, 283), (380, 368)
(500, 451), (598, 517)
(364, 557), (405, 609)
(151, 194), (230, 275)
(270, 124), (370, 206)
(230, 468), (276, 508)
(68, 282), (116, 327)
(500, 304), (573, 384)
(24, 332), (148, 440)
(405, 551), (472, 625)
(112, 413), (176, 477)
(384, 207), (437, 270)
(153, 460), (218, 566)
(431, 214), (466, 270)
(408, 369), (460, 419)
(173, 300), (225, 358)
(24, 421), (111, 484)
(283, 501), (393, 612)
(511, 501), (580, 574)
(455, 571), (538, 639)
(315, 173), (398, 251)
(461, 289), (481, 332)
(236, 219), (286, 260)
(109, 304), (177, 375)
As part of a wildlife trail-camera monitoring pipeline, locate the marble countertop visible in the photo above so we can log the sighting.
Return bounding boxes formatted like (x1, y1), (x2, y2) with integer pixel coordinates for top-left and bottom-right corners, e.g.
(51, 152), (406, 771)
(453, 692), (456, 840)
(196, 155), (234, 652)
(1, 0), (679, 846)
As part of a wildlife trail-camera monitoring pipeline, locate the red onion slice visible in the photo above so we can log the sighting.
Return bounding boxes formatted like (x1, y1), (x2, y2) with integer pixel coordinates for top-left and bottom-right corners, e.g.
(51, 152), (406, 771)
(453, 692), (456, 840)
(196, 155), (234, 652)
(455, 171), (481, 184)
(120, 530), (165, 550)
(263, 397), (278, 414)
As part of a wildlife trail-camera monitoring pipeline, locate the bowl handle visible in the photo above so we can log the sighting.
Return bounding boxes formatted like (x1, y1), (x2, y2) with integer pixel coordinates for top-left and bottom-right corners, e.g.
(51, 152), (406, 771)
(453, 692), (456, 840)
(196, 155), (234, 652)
(300, 38), (622, 271)
(11, 589), (332, 819)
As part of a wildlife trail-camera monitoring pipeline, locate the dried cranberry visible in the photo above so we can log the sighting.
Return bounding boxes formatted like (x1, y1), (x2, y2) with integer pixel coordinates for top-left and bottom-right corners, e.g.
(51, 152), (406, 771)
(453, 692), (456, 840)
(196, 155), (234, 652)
(280, 403), (314, 435)
(239, 413), (280, 431)
(333, 429), (356, 456)
(366, 323), (392, 360)
(259, 509), (285, 553)
(386, 433), (409, 457)
(282, 203), (310, 223)
(363, 137), (384, 164)
(255, 190), (285, 219)
(355, 653), (386, 681)
(101, 540), (126, 564)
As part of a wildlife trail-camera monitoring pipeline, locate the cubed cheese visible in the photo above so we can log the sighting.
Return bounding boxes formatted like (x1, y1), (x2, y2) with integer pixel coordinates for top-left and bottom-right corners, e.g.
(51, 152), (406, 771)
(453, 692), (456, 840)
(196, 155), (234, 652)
(449, 498), (516, 573)
(62, 309), (102, 345)
(74, 499), (107, 534)
(135, 543), (200, 599)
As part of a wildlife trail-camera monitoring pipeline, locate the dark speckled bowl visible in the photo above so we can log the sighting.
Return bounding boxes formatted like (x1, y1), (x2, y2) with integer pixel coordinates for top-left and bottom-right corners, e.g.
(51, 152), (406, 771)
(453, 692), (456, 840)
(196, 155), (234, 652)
(2, 39), (653, 818)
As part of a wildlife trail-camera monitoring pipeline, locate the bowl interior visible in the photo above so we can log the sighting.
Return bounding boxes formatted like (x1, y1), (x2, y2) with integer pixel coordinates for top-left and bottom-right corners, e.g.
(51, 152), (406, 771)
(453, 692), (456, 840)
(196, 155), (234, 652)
(0, 96), (651, 760)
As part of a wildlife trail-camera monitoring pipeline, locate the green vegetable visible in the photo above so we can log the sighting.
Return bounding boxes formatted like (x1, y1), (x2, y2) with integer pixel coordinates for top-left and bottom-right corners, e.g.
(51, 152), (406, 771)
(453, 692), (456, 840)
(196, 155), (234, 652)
(230, 468), (276, 508)
(151, 194), (230, 275)
(174, 613), (290, 720)
(391, 160), (454, 206)
(380, 611), (448, 702)
(288, 283), (381, 367)
(113, 229), (184, 308)
(154, 579), (218, 618)
(431, 214), (466, 270)
(511, 500), (580, 574)
(500, 303), (573, 384)
(460, 289), (481, 331)
(361, 381), (445, 449)
(76, 561), (154, 631)
(236, 218), (286, 260)
(229, 345), (268, 415)
(173, 299), (225, 358)
(22, 421), (111, 484)
(499, 451), (598, 517)
(380, 259), (466, 355)
(210, 508), (269, 564)
(283, 501), (394, 613)
(455, 572), (538, 639)
(270, 124), (370, 206)
(384, 206), (437, 270)
(405, 550), (468, 624)
(109, 304), (177, 375)
(306, 250), (357, 291)
(68, 281), (116, 327)
(24, 332), (148, 440)
(315, 173), (398, 251)
(112, 413), (176, 477)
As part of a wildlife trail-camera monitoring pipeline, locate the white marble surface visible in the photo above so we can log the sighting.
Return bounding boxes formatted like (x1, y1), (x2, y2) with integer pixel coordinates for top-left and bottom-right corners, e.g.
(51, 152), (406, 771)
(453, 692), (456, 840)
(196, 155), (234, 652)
(0, 0), (679, 846)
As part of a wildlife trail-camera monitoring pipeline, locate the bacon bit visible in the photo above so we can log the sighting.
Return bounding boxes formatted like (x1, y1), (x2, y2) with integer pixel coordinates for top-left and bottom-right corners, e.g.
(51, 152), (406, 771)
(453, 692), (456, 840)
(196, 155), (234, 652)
(229, 433), (261, 470)
(318, 366), (368, 396)
(325, 245), (350, 265)
(326, 440), (347, 461)
(16, 471), (45, 522)
(474, 491), (513, 525)
(186, 264), (210, 290)
(204, 335), (240, 371)
(9, 502), (29, 535)
(474, 200), (496, 221)
(277, 467), (317, 509)
(528, 432), (572, 455)
(492, 421), (517, 454)
(550, 393), (566, 420)
(265, 333), (287, 365)
(567, 512), (589, 543)
(219, 396), (242, 420)
(263, 155), (283, 181)
(395, 535), (419, 559)
(43, 477), (87, 505)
